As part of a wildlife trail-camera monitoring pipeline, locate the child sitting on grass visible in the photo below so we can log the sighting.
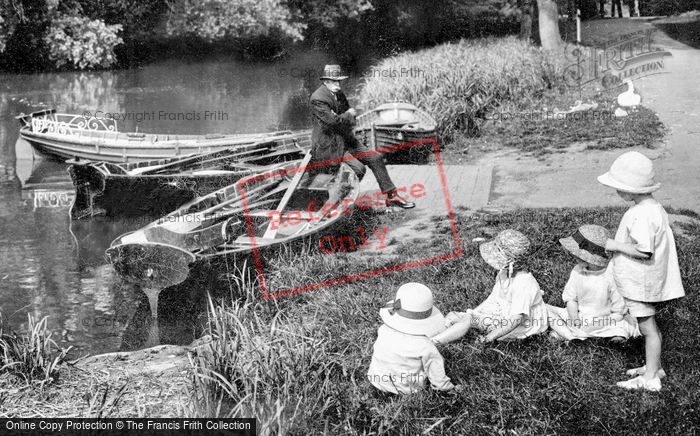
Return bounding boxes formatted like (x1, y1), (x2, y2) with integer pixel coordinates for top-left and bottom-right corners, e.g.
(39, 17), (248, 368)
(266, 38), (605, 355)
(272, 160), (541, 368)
(598, 151), (685, 392)
(431, 229), (548, 344)
(366, 282), (457, 394)
(547, 224), (640, 342)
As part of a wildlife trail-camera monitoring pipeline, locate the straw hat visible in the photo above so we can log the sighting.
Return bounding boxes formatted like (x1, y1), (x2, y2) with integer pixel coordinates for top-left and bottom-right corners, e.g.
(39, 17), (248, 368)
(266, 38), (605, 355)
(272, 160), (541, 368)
(320, 64), (349, 81)
(597, 151), (660, 194)
(559, 224), (611, 268)
(479, 229), (530, 271)
(379, 283), (445, 337)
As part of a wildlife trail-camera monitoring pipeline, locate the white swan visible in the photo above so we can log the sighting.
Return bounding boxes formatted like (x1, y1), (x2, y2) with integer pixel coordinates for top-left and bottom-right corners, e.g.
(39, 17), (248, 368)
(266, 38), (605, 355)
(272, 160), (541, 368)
(617, 79), (641, 107)
(568, 100), (598, 112)
(614, 107), (629, 117)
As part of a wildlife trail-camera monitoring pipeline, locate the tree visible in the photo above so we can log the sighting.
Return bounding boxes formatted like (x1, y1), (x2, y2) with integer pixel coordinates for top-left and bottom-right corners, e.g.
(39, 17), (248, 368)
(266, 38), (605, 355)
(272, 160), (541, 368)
(0, 0), (23, 53)
(164, 0), (306, 42)
(536, 0), (562, 50)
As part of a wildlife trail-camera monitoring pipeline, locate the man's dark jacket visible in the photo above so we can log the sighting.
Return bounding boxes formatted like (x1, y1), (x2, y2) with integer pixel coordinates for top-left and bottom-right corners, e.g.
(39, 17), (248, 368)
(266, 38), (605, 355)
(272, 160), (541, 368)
(309, 84), (360, 163)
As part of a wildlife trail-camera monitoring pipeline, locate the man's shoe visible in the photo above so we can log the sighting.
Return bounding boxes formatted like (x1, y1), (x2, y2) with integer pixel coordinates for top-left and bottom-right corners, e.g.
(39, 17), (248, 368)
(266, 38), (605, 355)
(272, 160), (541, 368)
(385, 191), (415, 209)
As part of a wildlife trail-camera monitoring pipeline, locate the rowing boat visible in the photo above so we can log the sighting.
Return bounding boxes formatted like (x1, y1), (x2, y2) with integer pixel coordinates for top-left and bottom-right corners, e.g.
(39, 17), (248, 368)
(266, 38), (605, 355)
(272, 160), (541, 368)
(68, 133), (309, 219)
(16, 108), (311, 163)
(354, 102), (437, 162)
(105, 154), (360, 288)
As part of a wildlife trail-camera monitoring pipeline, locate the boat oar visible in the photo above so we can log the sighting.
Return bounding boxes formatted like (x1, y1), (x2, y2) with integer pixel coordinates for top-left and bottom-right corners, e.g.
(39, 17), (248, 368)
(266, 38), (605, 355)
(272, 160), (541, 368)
(153, 173), (291, 234)
(262, 151), (312, 239)
(128, 142), (272, 175)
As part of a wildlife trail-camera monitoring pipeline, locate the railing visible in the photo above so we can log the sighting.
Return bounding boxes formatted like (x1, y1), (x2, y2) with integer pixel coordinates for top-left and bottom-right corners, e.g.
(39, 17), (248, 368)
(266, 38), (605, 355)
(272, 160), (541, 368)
(30, 113), (118, 135)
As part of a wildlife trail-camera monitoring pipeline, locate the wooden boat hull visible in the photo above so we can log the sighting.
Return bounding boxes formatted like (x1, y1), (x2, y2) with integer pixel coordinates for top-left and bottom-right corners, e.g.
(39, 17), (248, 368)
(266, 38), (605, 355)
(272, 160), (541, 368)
(354, 102), (437, 163)
(106, 159), (360, 288)
(17, 109), (311, 163)
(69, 163), (237, 219)
(68, 139), (307, 219)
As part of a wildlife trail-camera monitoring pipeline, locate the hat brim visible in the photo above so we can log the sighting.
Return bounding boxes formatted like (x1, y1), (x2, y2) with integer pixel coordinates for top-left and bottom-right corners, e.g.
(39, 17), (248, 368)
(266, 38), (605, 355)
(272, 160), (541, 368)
(597, 172), (660, 194)
(559, 237), (609, 268)
(380, 304), (445, 337)
(479, 241), (510, 271)
(319, 76), (349, 81)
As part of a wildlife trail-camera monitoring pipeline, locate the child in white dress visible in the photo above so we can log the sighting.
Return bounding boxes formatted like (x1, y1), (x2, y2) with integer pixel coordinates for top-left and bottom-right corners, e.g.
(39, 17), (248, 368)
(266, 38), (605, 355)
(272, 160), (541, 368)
(598, 151), (685, 391)
(547, 224), (640, 342)
(367, 282), (457, 394)
(431, 229), (549, 344)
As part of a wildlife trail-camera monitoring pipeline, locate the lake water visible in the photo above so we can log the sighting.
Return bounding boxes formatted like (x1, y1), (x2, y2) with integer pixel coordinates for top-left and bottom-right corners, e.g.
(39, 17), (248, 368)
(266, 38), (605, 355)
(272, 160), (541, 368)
(0, 49), (367, 355)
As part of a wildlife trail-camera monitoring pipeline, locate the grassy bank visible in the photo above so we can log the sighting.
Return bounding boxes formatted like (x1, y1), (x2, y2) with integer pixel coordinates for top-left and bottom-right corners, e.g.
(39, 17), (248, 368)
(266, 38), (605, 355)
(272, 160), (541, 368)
(191, 207), (700, 434)
(357, 36), (665, 156)
(0, 315), (69, 385)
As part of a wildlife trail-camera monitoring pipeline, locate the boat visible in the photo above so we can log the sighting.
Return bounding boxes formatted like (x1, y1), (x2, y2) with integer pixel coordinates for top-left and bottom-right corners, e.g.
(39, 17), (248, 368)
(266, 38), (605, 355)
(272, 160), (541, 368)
(16, 108), (311, 163)
(17, 159), (75, 210)
(105, 153), (360, 288)
(354, 102), (437, 163)
(68, 133), (309, 219)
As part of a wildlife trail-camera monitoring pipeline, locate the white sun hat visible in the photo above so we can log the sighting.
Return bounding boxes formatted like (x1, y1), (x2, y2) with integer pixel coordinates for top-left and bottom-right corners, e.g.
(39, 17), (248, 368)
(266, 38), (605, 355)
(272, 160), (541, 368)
(379, 283), (445, 337)
(597, 151), (661, 194)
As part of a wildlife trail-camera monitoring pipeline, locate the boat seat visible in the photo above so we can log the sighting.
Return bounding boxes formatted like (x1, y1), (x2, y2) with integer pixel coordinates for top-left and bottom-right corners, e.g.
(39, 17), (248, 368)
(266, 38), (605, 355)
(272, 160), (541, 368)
(190, 170), (239, 176)
(305, 173), (334, 191)
(120, 231), (148, 244)
(233, 235), (277, 245)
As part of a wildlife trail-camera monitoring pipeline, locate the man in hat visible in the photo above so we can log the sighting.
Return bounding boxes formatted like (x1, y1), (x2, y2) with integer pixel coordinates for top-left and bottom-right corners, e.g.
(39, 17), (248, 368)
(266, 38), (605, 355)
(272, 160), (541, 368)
(309, 64), (414, 209)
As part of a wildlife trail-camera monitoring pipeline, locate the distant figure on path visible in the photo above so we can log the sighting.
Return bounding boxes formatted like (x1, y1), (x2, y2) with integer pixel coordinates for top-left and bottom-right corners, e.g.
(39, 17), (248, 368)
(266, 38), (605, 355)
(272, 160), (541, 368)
(599, 0), (606, 17)
(611, 0), (623, 17)
(309, 64), (414, 209)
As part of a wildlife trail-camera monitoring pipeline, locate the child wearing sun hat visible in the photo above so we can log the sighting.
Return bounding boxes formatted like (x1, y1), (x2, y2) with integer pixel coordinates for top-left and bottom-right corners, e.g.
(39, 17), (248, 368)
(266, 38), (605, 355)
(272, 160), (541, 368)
(547, 224), (640, 342)
(598, 151), (685, 392)
(431, 229), (549, 344)
(366, 282), (456, 394)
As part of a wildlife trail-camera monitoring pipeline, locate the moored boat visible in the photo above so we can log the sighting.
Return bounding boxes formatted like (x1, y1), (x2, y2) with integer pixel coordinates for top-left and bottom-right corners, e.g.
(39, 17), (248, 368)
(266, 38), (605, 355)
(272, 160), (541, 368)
(16, 109), (311, 163)
(354, 102), (437, 163)
(105, 153), (360, 288)
(68, 134), (309, 219)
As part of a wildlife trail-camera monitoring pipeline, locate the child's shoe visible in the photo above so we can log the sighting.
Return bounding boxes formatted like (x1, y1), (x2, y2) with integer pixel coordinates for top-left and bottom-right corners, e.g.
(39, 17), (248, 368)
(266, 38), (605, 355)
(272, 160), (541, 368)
(625, 366), (667, 379)
(616, 375), (661, 392)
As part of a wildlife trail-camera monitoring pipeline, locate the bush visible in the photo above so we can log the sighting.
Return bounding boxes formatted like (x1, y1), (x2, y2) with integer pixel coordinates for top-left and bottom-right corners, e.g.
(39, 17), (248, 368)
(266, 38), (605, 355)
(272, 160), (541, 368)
(43, 14), (122, 70)
(641, 0), (700, 16)
(358, 37), (565, 139)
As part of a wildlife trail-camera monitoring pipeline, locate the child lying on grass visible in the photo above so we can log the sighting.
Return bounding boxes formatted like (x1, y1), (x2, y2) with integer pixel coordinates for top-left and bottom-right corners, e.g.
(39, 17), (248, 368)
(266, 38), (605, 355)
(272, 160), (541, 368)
(546, 224), (640, 342)
(366, 282), (458, 394)
(431, 229), (548, 344)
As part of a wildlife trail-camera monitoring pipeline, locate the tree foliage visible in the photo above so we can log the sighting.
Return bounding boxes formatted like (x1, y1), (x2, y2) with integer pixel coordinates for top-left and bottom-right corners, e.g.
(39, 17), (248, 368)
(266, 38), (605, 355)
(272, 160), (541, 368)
(164, 0), (306, 42)
(0, 0), (24, 53)
(43, 14), (123, 69)
(286, 0), (373, 29)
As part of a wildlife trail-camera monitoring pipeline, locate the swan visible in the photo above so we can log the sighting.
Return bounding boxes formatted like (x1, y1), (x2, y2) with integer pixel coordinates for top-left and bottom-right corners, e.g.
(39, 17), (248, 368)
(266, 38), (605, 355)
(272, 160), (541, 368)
(614, 107), (629, 117)
(617, 79), (641, 107)
(568, 100), (598, 112)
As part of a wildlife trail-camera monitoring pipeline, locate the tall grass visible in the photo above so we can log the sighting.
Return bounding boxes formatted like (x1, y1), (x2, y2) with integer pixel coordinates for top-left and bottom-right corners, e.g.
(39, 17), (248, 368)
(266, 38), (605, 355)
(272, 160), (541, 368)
(358, 37), (565, 139)
(191, 207), (700, 434)
(0, 314), (71, 385)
